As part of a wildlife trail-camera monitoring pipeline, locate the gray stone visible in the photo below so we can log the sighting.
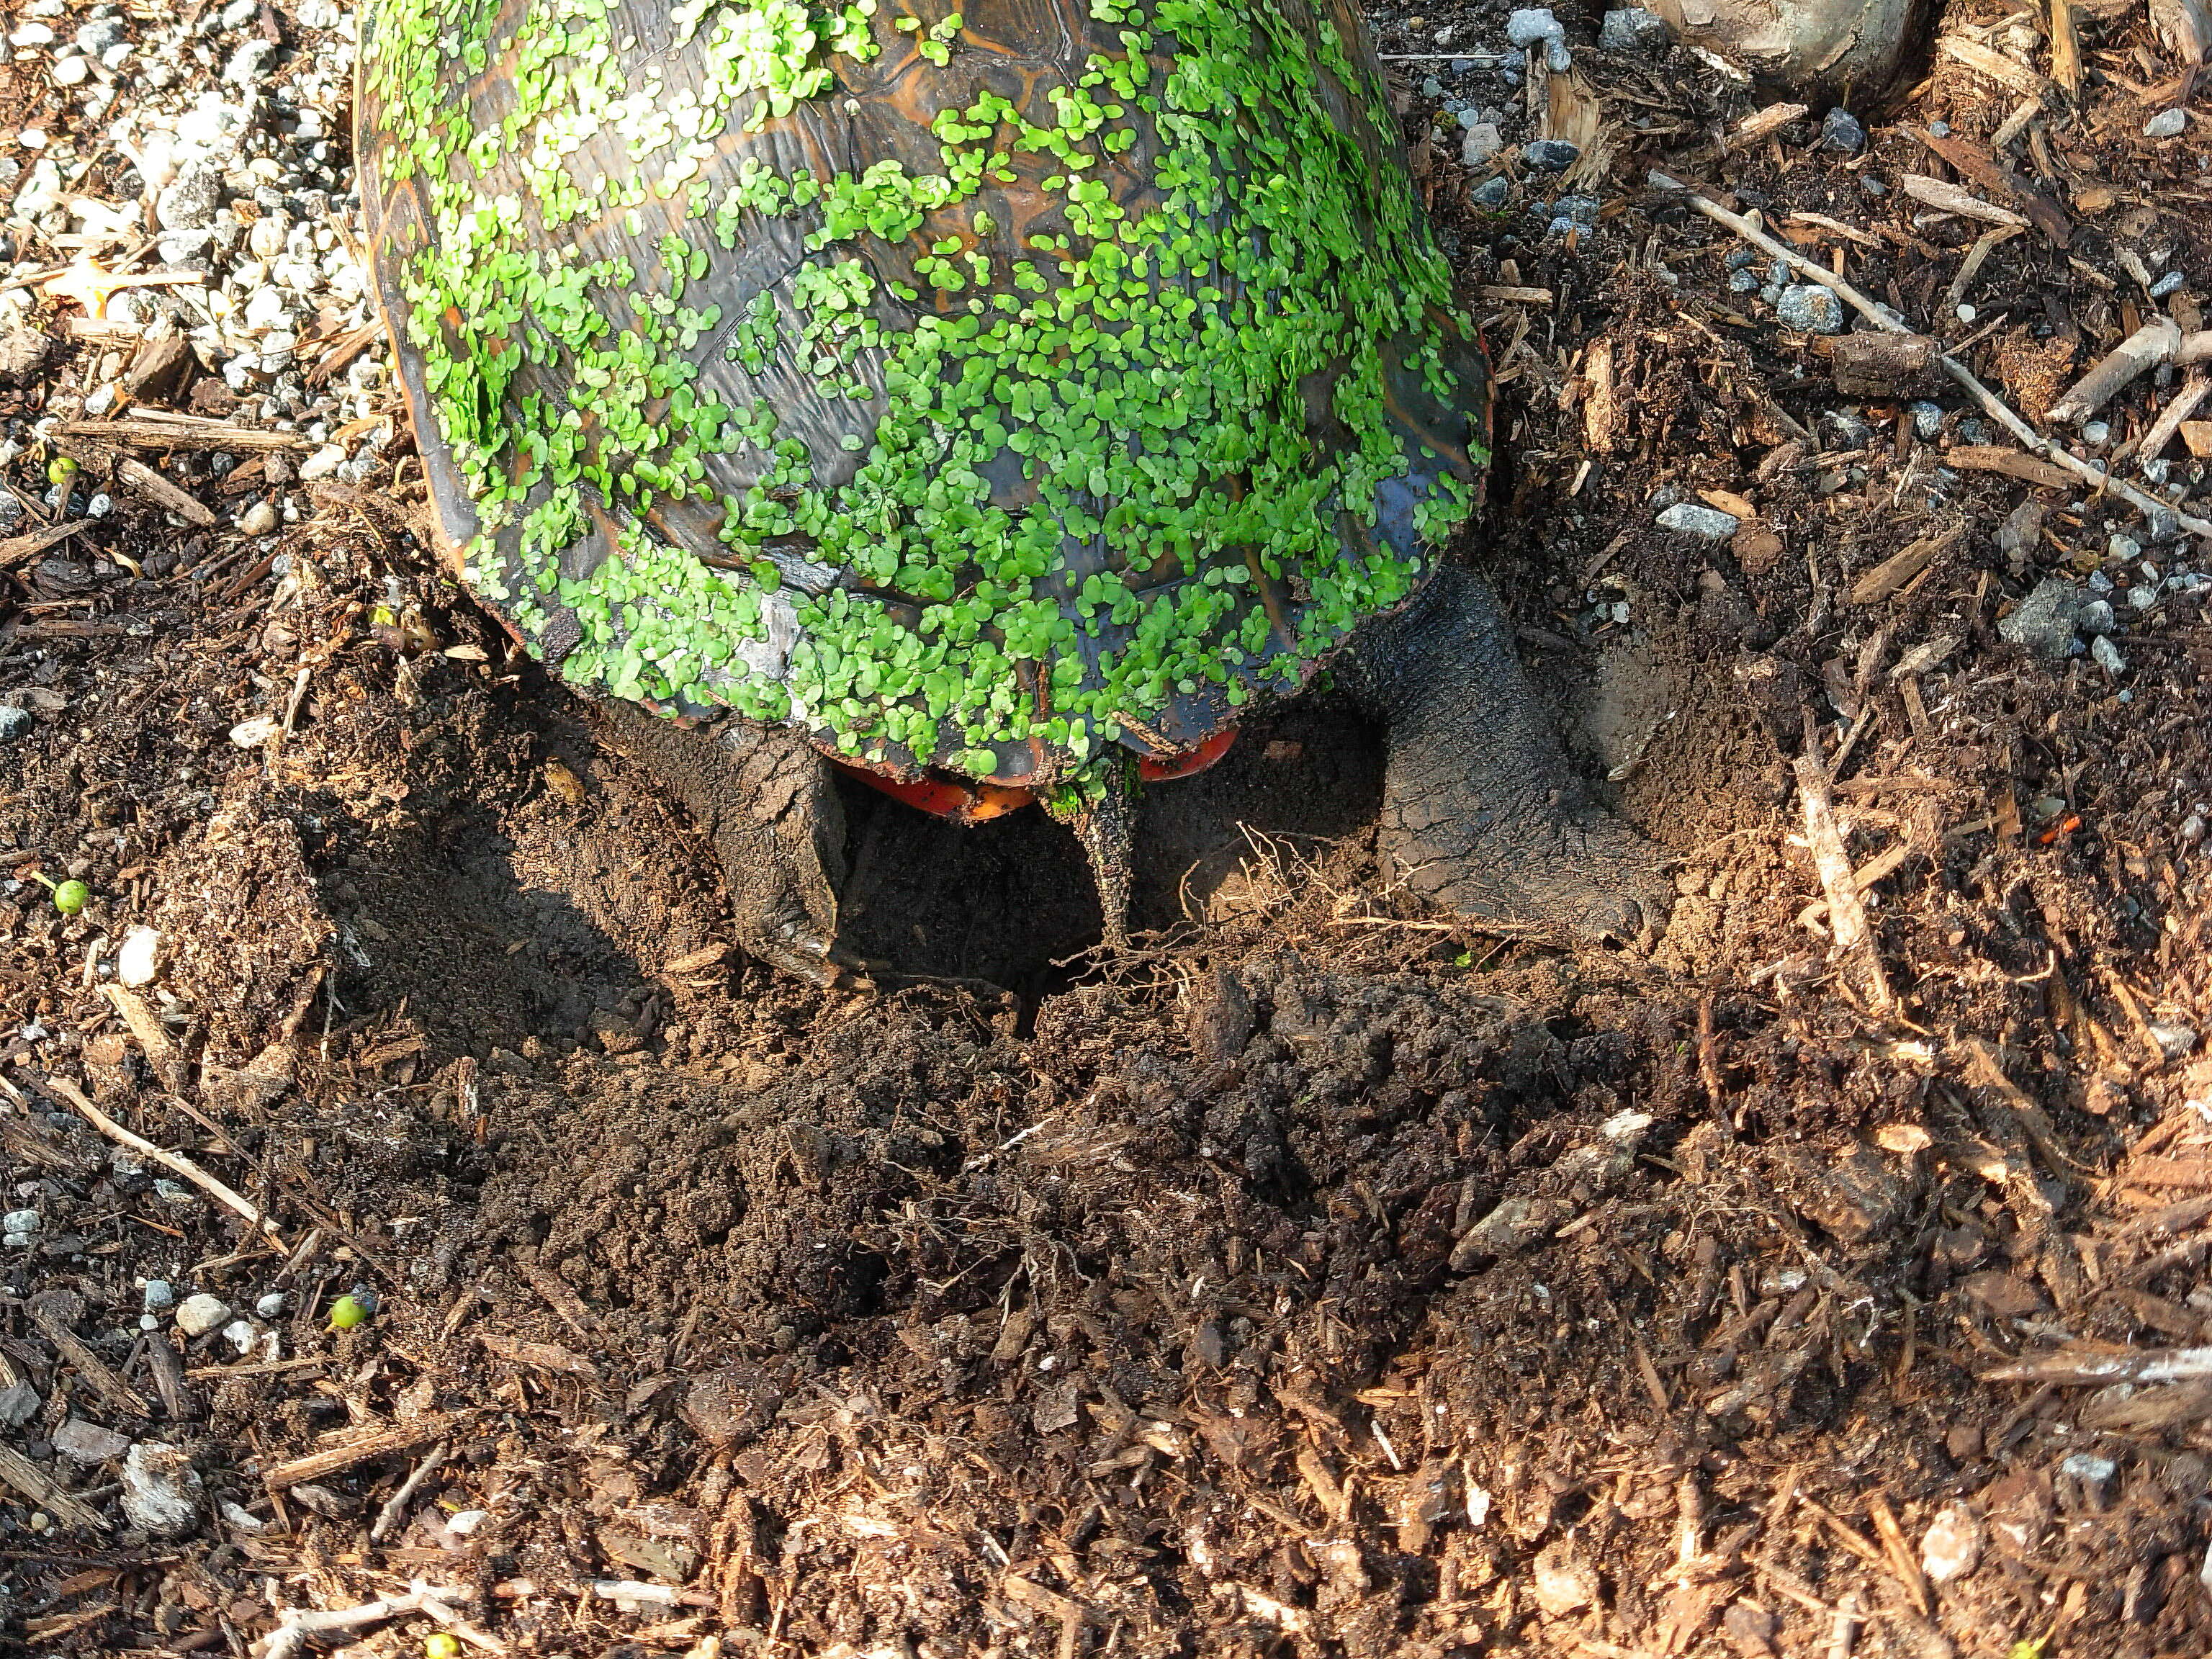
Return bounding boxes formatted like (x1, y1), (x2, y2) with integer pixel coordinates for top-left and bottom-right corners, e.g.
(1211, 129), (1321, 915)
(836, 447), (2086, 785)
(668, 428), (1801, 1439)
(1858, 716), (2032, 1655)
(0, 707), (31, 745)
(155, 161), (222, 231)
(1657, 503), (1742, 539)
(1908, 400), (1943, 439)
(1998, 577), (2087, 662)
(236, 500), (279, 536)
(1523, 138), (1580, 171)
(1470, 174), (1511, 207)
(0, 1381), (37, 1427)
(121, 1442), (202, 1537)
(1599, 6), (1671, 50)
(141, 1279), (175, 1310)
(1776, 284), (1845, 333)
(2090, 634), (2127, 675)
(1460, 121), (1503, 168)
(1506, 8), (1573, 72)
(55, 1417), (132, 1465)
(2080, 598), (2115, 632)
(2145, 108), (2188, 140)
(1, 1208), (38, 1233)
(1821, 107), (1866, 153)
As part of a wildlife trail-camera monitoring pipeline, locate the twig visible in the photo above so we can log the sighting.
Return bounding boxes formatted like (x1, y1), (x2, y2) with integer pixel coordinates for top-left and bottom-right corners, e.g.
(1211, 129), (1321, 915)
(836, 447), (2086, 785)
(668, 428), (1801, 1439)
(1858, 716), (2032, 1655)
(1901, 174), (2027, 228)
(45, 1079), (282, 1243)
(258, 1587), (484, 1659)
(2136, 374), (2211, 462)
(371, 1442), (450, 1542)
(1794, 750), (1895, 1012)
(264, 1421), (445, 1491)
(2049, 318), (2182, 424)
(1656, 176), (2212, 542)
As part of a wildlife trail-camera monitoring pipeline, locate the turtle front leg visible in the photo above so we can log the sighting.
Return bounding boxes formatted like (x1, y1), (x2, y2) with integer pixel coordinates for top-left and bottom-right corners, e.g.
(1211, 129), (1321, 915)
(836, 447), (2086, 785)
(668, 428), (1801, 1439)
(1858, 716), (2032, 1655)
(595, 706), (851, 984)
(1341, 565), (1671, 946)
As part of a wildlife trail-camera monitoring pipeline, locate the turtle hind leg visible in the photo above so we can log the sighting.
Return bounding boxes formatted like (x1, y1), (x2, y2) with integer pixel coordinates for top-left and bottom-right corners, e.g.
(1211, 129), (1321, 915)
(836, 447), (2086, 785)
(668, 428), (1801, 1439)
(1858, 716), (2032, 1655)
(1341, 565), (1672, 946)
(594, 704), (853, 985)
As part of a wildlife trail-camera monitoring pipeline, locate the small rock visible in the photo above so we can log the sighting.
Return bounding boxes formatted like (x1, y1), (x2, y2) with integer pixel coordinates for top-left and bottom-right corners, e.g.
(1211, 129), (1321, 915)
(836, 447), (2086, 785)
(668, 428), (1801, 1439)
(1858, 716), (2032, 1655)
(0, 1381), (38, 1427)
(1997, 500), (2046, 563)
(2145, 108), (2188, 140)
(1506, 7), (1573, 71)
(1921, 1503), (1983, 1583)
(2090, 633), (2128, 675)
(2081, 418), (2111, 445)
(1599, 6), (1671, 50)
(142, 1280), (176, 1311)
(1470, 174), (1511, 207)
(2059, 1452), (2116, 1490)
(1522, 138), (1580, 172)
(1997, 577), (2088, 662)
(155, 161), (222, 232)
(222, 1318), (257, 1354)
(117, 926), (161, 988)
(1907, 400), (1943, 439)
(256, 1292), (287, 1318)
(1657, 502), (1741, 539)
(54, 1418), (132, 1465)
(50, 54), (89, 88)
(1449, 1195), (1566, 1269)
(122, 1442), (202, 1537)
(1460, 122), (1503, 168)
(174, 1292), (232, 1338)
(1, 1208), (39, 1235)
(228, 716), (280, 749)
(1820, 107), (1866, 153)
(236, 500), (279, 536)
(1529, 1540), (1599, 1616)
(1776, 284), (1845, 333)
(2151, 269), (2185, 299)
(2151, 1022), (2198, 1061)
(2079, 598), (2116, 633)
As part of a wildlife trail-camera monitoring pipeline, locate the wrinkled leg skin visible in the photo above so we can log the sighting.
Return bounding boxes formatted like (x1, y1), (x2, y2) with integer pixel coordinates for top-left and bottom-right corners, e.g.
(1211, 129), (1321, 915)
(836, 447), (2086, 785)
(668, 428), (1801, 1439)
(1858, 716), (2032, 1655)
(593, 703), (850, 984)
(1342, 565), (1673, 946)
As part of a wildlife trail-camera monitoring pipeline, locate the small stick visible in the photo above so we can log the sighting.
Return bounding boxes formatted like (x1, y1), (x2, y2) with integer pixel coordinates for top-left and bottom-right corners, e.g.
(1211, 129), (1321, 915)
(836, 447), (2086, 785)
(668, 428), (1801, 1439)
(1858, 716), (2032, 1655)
(1941, 225), (2024, 323)
(46, 1079), (282, 1243)
(1794, 751), (1894, 1012)
(1656, 177), (2212, 541)
(371, 1442), (449, 1542)
(258, 1588), (477, 1659)
(2136, 374), (2211, 462)
(2048, 318), (2182, 423)
(1901, 174), (2027, 227)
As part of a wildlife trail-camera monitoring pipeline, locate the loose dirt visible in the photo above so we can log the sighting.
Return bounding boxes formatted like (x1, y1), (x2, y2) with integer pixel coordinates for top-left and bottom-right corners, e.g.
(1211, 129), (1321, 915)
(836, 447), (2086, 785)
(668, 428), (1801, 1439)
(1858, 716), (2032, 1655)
(3, 1), (2212, 1655)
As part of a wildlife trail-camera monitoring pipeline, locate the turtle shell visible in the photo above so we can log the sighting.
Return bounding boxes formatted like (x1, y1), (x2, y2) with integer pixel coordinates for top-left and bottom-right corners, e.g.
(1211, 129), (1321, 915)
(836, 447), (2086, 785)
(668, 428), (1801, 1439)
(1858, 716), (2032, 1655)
(358, 0), (1492, 796)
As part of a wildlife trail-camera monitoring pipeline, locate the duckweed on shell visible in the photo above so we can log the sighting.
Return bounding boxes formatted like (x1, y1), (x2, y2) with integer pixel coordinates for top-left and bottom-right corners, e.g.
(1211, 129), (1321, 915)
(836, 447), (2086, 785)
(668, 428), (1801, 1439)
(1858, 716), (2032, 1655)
(359, 0), (1492, 792)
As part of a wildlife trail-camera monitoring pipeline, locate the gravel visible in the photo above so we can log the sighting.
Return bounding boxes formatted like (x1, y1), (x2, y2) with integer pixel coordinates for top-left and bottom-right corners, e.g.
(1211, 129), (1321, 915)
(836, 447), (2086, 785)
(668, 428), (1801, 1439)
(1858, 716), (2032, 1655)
(1522, 138), (1581, 171)
(1599, 7), (1671, 50)
(174, 1292), (232, 1337)
(2145, 108), (2188, 139)
(1657, 503), (1741, 539)
(1821, 108), (1867, 154)
(1776, 284), (1846, 333)
(1997, 577), (2089, 662)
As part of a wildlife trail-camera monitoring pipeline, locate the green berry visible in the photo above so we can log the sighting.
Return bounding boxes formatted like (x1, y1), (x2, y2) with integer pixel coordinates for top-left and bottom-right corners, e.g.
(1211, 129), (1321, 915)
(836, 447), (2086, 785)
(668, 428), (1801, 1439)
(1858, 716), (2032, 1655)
(52, 880), (89, 916)
(46, 456), (78, 488)
(425, 1635), (462, 1659)
(327, 1292), (376, 1330)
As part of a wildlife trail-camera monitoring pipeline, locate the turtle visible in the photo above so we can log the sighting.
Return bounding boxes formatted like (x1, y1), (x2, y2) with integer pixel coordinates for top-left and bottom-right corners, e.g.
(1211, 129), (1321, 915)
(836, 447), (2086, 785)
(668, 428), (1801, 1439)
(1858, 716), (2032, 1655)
(356, 0), (1668, 981)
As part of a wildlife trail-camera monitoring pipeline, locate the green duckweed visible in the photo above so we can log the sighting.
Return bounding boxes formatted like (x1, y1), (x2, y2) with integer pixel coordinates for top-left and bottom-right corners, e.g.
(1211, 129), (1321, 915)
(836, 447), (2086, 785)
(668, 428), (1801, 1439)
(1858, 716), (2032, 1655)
(359, 0), (1491, 791)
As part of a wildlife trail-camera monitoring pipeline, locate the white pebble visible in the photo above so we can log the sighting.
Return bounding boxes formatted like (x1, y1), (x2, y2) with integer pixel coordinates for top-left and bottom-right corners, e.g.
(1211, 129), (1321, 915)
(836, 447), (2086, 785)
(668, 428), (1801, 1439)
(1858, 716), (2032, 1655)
(0, 1208), (40, 1234)
(1656, 502), (1741, 539)
(255, 1292), (286, 1318)
(1921, 1504), (1983, 1583)
(174, 1292), (232, 1337)
(117, 925), (161, 987)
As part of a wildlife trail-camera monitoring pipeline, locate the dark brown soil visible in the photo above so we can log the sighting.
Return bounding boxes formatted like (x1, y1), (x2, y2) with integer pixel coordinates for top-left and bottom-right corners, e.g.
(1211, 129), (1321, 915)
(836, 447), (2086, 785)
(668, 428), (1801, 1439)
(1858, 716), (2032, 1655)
(5, 1), (2212, 1655)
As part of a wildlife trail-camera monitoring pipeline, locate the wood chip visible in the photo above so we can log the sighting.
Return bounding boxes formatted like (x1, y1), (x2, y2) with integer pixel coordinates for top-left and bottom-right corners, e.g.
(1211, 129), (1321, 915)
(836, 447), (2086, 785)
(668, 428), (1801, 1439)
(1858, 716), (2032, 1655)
(1734, 102), (1807, 143)
(1938, 35), (2056, 100)
(1983, 1345), (2212, 1385)
(0, 521), (93, 569)
(30, 1306), (152, 1419)
(49, 416), (310, 451)
(516, 1259), (598, 1339)
(1945, 445), (2074, 488)
(2182, 420), (2212, 459)
(114, 458), (216, 527)
(1795, 754), (1893, 1011)
(1477, 284), (1553, 303)
(0, 1442), (110, 1532)
(1913, 125), (2073, 246)
(1847, 531), (1952, 606)
(478, 1333), (596, 1377)
(264, 1421), (445, 1491)
(2138, 373), (2211, 461)
(1900, 174), (2028, 227)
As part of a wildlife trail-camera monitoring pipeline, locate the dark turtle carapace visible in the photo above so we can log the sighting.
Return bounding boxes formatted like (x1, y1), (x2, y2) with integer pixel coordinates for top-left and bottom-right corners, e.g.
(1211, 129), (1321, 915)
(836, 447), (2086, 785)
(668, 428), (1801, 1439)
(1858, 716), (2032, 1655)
(358, 0), (1667, 981)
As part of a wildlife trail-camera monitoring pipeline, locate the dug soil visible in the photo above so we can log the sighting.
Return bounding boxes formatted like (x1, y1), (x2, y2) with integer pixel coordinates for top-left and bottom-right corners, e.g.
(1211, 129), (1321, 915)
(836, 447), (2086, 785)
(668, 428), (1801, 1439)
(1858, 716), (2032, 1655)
(4, 1), (2212, 1655)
